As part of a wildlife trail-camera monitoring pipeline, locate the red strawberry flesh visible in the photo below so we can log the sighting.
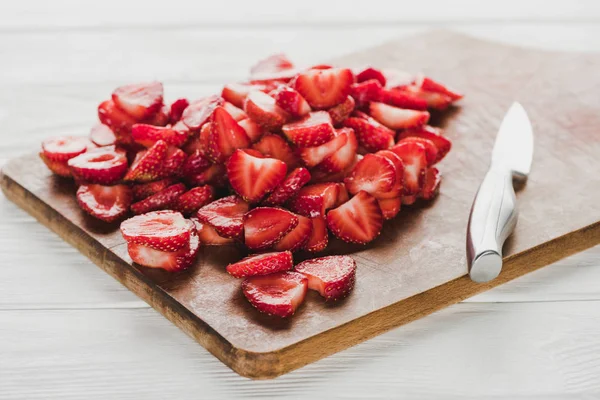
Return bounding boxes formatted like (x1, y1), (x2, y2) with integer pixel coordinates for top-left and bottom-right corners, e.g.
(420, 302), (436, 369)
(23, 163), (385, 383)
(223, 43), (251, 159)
(76, 184), (132, 223)
(196, 195), (249, 239)
(295, 255), (356, 300)
(227, 251), (293, 278)
(112, 81), (164, 120)
(121, 210), (191, 251)
(242, 271), (308, 318)
(226, 149), (287, 203)
(243, 207), (299, 250)
(326, 191), (383, 244)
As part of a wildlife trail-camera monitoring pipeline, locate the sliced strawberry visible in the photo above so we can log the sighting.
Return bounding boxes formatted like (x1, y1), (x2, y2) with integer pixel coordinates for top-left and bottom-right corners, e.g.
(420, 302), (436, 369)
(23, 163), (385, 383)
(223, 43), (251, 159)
(68, 146), (128, 184)
(398, 85), (453, 110)
(243, 207), (299, 250)
(130, 183), (186, 215)
(207, 106), (251, 163)
(223, 101), (248, 121)
(145, 104), (170, 127)
(389, 141), (427, 195)
(98, 99), (139, 135)
(161, 146), (187, 178)
(293, 68), (354, 109)
(128, 226), (199, 272)
(273, 215), (312, 252)
(287, 182), (344, 218)
(378, 88), (428, 110)
(242, 271), (308, 318)
(172, 185), (215, 216)
(380, 68), (414, 88)
(112, 81), (163, 120)
(181, 150), (211, 178)
(227, 251), (293, 278)
(130, 123), (189, 148)
(169, 98), (189, 124)
(315, 128), (358, 174)
(342, 111), (394, 153)
(76, 183), (132, 223)
(272, 86), (311, 118)
(39, 153), (71, 177)
(327, 191), (383, 244)
(356, 67), (386, 86)
(349, 79), (382, 107)
(181, 95), (224, 131)
(282, 111), (335, 148)
(186, 163), (227, 187)
(237, 118), (264, 143)
(344, 153), (396, 198)
(396, 125), (452, 163)
(250, 53), (295, 76)
(191, 218), (235, 246)
(124, 140), (168, 182)
(402, 194), (418, 205)
(375, 150), (405, 199)
(421, 167), (441, 200)
(196, 195), (249, 239)
(131, 178), (176, 201)
(304, 216), (329, 252)
(190, 122), (212, 157)
(298, 130), (348, 168)
(328, 95), (355, 126)
(414, 75), (463, 101)
(243, 91), (289, 130)
(89, 124), (117, 147)
(226, 149), (287, 203)
(42, 136), (90, 162)
(295, 255), (356, 301)
(378, 197), (402, 220)
(262, 167), (311, 206)
(252, 134), (301, 168)
(398, 137), (438, 166)
(120, 210), (191, 251)
(369, 102), (429, 130)
(221, 82), (268, 109)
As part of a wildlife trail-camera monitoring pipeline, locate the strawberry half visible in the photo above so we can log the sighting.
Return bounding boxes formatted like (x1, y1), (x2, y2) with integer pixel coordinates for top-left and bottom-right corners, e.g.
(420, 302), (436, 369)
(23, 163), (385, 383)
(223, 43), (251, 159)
(237, 118), (264, 143)
(272, 86), (311, 118)
(172, 185), (215, 216)
(130, 183), (186, 215)
(282, 111), (335, 147)
(252, 134), (301, 168)
(328, 95), (355, 126)
(112, 81), (164, 120)
(315, 128), (358, 174)
(327, 191), (383, 245)
(68, 146), (128, 184)
(380, 68), (414, 88)
(378, 88), (428, 110)
(98, 99), (139, 135)
(414, 75), (463, 101)
(398, 85), (453, 110)
(131, 178), (176, 201)
(223, 101), (248, 121)
(375, 150), (405, 199)
(127, 226), (199, 272)
(369, 102), (430, 130)
(42, 136), (90, 162)
(169, 98), (189, 124)
(76, 184), (132, 223)
(298, 129), (348, 168)
(396, 125), (452, 163)
(263, 167), (311, 206)
(389, 141), (427, 195)
(191, 218), (235, 246)
(89, 124), (117, 147)
(304, 216), (329, 252)
(350, 79), (383, 107)
(124, 140), (168, 182)
(378, 197), (402, 220)
(226, 251), (293, 278)
(398, 137), (438, 166)
(131, 124), (189, 148)
(196, 195), (249, 239)
(242, 271), (308, 318)
(356, 67), (387, 86)
(243, 207), (299, 250)
(421, 167), (441, 200)
(39, 153), (71, 177)
(344, 153), (397, 198)
(120, 210), (191, 251)
(181, 95), (224, 131)
(273, 214), (312, 252)
(288, 182), (345, 218)
(243, 91), (289, 130)
(250, 53), (295, 76)
(342, 111), (394, 153)
(207, 106), (251, 163)
(293, 68), (354, 109)
(226, 149), (287, 203)
(295, 255), (356, 301)
(222, 83), (267, 109)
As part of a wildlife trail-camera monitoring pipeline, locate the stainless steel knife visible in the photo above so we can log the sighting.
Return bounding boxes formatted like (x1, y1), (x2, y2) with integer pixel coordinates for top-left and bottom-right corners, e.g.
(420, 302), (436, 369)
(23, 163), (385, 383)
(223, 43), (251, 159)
(467, 102), (534, 283)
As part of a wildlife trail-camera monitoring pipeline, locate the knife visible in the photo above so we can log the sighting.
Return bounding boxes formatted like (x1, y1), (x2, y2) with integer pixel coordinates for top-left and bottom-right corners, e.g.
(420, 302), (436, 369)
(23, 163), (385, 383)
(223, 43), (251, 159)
(467, 102), (534, 283)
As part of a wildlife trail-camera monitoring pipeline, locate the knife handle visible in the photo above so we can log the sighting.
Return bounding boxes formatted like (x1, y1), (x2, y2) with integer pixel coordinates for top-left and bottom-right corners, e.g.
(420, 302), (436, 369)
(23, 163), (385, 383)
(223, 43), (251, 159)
(466, 166), (518, 283)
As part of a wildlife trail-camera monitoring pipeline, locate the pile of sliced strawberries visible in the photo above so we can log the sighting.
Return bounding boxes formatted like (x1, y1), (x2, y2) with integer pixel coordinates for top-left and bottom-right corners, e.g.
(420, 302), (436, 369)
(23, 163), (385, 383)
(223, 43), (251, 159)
(39, 54), (461, 318)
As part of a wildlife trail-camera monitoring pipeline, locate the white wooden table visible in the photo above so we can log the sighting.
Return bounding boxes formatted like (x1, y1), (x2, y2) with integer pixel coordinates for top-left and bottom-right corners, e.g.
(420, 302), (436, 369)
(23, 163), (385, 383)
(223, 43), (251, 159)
(2, 1), (600, 398)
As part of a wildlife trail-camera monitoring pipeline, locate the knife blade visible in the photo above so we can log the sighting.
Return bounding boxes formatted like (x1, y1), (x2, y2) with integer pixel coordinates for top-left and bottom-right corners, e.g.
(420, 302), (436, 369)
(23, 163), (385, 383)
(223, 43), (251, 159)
(466, 102), (534, 283)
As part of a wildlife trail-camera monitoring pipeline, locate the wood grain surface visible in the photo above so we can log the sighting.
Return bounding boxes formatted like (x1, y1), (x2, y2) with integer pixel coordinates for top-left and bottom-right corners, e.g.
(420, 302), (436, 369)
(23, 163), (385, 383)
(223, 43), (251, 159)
(2, 31), (600, 380)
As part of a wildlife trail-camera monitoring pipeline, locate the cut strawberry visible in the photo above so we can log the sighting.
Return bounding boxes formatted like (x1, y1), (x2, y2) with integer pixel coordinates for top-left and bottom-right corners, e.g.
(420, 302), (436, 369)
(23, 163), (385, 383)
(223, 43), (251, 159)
(270, 86), (310, 118)
(89, 124), (117, 147)
(414, 75), (463, 101)
(298, 130), (348, 168)
(396, 125), (452, 163)
(402, 194), (418, 205)
(263, 167), (311, 206)
(192, 122), (212, 157)
(186, 163), (227, 187)
(227, 251), (293, 278)
(398, 137), (438, 166)
(172, 185), (215, 216)
(398, 85), (453, 110)
(223, 101), (248, 121)
(120, 210), (191, 251)
(76, 183), (132, 223)
(42, 136), (90, 162)
(378, 88), (428, 110)
(39, 153), (71, 177)
(309, 64), (333, 70)
(252, 134), (301, 168)
(191, 218), (235, 246)
(130, 183), (186, 215)
(127, 226), (199, 272)
(145, 104), (170, 127)
(221, 83), (268, 109)
(243, 91), (289, 130)
(161, 146), (187, 178)
(242, 271), (308, 318)
(421, 167), (441, 200)
(226, 149), (287, 203)
(304, 217), (329, 252)
(196, 195), (249, 239)
(375, 150), (405, 199)
(207, 106), (251, 163)
(292, 68), (354, 109)
(378, 197), (402, 220)
(328, 95), (355, 126)
(181, 150), (211, 179)
(315, 128), (358, 174)
(288, 182), (345, 218)
(295, 255), (356, 301)
(349, 79), (382, 107)
(237, 118), (264, 143)
(356, 67), (386, 86)
(169, 98), (189, 124)
(181, 95), (224, 131)
(273, 215), (312, 252)
(130, 123), (189, 148)
(342, 111), (394, 153)
(282, 111), (335, 148)
(112, 81), (163, 120)
(250, 53), (295, 76)
(243, 207), (299, 250)
(344, 153), (396, 198)
(327, 191), (383, 244)
(369, 102), (429, 130)
(68, 146), (128, 184)
(98, 99), (139, 135)
(389, 141), (427, 195)
(380, 68), (414, 88)
(124, 140), (168, 182)
(131, 178), (176, 201)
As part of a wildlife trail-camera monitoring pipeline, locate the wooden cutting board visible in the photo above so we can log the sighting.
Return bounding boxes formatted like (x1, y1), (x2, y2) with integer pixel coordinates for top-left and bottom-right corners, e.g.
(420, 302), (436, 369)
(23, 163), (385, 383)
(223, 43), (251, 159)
(1, 31), (600, 379)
